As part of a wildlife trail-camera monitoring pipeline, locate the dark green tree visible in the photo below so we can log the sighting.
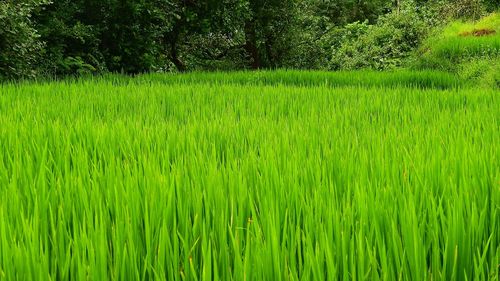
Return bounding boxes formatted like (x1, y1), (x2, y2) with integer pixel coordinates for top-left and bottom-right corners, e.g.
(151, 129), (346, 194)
(36, 0), (175, 75)
(242, 0), (298, 69)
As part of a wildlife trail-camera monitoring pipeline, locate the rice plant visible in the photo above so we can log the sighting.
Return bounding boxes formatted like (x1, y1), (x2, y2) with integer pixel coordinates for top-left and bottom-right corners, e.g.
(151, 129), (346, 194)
(0, 72), (498, 280)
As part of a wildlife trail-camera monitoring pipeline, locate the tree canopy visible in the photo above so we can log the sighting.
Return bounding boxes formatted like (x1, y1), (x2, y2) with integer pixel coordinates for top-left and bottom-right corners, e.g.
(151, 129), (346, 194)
(0, 0), (497, 79)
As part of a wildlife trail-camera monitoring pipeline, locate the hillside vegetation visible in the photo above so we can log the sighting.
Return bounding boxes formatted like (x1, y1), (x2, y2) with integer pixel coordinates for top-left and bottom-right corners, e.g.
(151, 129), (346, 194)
(416, 12), (500, 88)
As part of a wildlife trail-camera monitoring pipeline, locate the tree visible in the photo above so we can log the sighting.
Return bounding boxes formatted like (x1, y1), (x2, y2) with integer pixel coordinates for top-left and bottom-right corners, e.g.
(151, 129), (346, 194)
(35, 0), (174, 75)
(35, 0), (103, 76)
(157, 0), (245, 71)
(170, 0), (299, 70)
(242, 0), (298, 69)
(0, 0), (50, 80)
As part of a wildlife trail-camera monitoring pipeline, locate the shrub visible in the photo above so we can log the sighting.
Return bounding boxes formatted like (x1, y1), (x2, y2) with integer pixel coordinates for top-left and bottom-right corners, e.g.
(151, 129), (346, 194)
(330, 2), (428, 70)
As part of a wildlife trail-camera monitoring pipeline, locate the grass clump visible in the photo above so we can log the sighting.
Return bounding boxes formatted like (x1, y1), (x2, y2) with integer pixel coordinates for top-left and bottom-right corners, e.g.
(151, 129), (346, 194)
(0, 71), (498, 280)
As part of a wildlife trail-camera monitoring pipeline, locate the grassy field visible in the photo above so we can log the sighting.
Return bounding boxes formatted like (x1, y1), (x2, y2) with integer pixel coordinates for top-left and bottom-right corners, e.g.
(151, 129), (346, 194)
(0, 71), (499, 280)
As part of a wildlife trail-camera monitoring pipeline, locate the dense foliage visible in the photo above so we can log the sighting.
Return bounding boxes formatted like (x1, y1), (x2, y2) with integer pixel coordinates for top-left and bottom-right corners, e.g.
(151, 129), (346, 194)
(0, 0), (49, 80)
(0, 0), (498, 79)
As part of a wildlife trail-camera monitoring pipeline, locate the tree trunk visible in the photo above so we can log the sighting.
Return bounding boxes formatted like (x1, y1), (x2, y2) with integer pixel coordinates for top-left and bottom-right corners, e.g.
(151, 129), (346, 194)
(264, 33), (276, 68)
(168, 21), (187, 72)
(244, 20), (261, 69)
(170, 42), (186, 72)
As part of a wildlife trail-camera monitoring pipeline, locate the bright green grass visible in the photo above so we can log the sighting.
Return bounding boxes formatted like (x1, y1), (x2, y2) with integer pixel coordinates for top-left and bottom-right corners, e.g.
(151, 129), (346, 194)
(134, 70), (461, 89)
(41, 69), (460, 89)
(428, 12), (500, 58)
(0, 72), (499, 281)
(415, 13), (500, 88)
(440, 13), (500, 38)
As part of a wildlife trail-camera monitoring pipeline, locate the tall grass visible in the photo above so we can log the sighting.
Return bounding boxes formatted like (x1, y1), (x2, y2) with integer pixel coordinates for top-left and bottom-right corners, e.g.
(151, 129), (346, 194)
(133, 69), (462, 89)
(0, 73), (499, 280)
(431, 36), (500, 59)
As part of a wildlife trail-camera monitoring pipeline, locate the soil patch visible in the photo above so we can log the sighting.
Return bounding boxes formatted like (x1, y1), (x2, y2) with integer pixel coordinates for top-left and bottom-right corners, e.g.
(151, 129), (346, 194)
(459, 29), (496, 37)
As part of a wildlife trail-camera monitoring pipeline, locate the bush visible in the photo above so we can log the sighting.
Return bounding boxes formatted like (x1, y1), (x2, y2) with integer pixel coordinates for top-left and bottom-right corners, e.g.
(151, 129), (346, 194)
(330, 2), (428, 71)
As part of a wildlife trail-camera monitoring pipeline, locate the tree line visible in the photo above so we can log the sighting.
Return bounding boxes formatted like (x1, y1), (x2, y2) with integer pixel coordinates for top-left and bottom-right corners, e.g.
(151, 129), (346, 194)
(0, 0), (497, 80)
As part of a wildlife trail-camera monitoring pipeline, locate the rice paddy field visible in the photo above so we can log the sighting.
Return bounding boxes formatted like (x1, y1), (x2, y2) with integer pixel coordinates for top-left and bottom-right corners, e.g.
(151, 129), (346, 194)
(0, 71), (499, 280)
